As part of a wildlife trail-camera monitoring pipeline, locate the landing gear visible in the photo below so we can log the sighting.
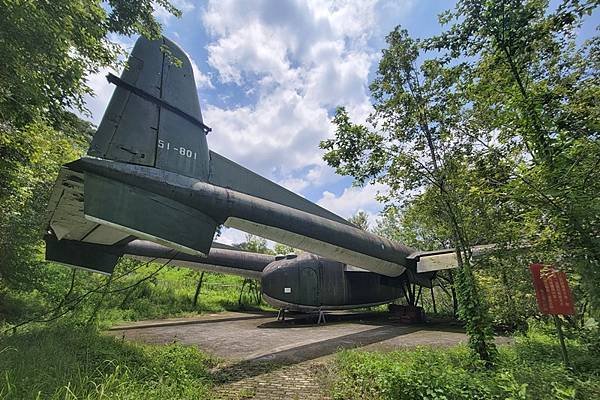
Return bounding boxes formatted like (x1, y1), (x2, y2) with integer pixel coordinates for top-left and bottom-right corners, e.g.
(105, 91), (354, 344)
(277, 308), (287, 321)
(317, 308), (327, 324)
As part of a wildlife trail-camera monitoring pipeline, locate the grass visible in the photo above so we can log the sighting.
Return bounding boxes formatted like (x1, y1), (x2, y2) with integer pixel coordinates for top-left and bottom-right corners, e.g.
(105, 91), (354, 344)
(0, 264), (268, 399)
(0, 262), (268, 399)
(0, 323), (217, 399)
(3, 262), (599, 399)
(96, 265), (268, 325)
(3, 322), (598, 400)
(331, 329), (600, 400)
(1, 262), (271, 329)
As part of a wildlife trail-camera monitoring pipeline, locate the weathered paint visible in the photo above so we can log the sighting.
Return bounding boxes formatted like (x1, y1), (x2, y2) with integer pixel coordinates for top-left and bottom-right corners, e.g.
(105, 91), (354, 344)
(89, 37), (210, 180)
(260, 254), (406, 310)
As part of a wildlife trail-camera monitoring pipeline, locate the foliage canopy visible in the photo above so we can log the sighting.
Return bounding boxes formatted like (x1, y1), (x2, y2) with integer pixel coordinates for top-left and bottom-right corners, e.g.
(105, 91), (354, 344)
(321, 0), (600, 362)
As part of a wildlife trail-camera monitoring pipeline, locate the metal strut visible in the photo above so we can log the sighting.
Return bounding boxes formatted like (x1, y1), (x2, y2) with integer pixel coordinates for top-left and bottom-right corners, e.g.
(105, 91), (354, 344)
(317, 307), (327, 324)
(277, 308), (286, 321)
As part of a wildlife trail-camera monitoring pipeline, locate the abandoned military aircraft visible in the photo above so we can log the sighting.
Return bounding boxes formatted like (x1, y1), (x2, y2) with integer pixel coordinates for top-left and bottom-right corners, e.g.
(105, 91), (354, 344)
(43, 36), (461, 315)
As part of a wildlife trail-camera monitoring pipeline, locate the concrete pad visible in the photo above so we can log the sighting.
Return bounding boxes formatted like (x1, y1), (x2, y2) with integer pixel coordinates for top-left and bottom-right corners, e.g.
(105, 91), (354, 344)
(108, 311), (510, 364)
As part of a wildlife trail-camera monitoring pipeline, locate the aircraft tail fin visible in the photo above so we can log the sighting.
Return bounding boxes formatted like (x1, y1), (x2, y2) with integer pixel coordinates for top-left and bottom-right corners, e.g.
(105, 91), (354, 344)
(88, 36), (211, 181)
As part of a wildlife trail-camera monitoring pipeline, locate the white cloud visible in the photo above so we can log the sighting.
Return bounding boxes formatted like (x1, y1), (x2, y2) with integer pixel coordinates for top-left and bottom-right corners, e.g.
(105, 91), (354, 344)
(206, 23), (296, 85)
(201, 0), (401, 186)
(216, 227), (247, 245)
(82, 66), (120, 125)
(277, 177), (310, 194)
(205, 86), (331, 177)
(154, 0), (195, 27)
(317, 183), (388, 222)
(185, 50), (213, 89)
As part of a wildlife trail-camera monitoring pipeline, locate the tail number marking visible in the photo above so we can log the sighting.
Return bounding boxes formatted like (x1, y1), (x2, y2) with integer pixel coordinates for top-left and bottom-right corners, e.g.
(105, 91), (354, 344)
(158, 140), (197, 159)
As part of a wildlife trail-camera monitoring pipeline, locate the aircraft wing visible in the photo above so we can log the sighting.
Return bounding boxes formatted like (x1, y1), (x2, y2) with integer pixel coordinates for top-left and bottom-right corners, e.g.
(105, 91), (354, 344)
(42, 35), (454, 279)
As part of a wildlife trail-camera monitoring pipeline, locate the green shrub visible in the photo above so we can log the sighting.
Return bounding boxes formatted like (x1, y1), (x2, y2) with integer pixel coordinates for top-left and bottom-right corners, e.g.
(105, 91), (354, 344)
(1, 262), (271, 329)
(332, 330), (600, 400)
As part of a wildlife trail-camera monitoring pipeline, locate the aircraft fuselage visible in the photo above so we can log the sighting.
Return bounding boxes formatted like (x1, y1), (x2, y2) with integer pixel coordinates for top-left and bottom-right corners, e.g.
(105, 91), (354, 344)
(261, 253), (405, 312)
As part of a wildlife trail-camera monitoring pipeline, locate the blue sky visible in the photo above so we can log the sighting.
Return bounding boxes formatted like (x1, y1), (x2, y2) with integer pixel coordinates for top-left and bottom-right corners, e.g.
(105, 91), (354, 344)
(83, 0), (596, 245)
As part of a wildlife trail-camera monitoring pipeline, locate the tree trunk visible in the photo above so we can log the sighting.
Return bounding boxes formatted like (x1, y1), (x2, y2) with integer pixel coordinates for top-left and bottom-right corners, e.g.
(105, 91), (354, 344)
(448, 270), (459, 318)
(193, 272), (204, 308)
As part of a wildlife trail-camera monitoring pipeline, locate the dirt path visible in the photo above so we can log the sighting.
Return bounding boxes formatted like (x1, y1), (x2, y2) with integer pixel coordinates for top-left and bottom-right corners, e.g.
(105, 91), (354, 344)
(109, 311), (511, 399)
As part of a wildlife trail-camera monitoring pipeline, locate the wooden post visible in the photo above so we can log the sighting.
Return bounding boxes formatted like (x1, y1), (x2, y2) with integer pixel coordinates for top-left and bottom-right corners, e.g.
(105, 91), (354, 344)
(553, 315), (570, 368)
(430, 286), (437, 314)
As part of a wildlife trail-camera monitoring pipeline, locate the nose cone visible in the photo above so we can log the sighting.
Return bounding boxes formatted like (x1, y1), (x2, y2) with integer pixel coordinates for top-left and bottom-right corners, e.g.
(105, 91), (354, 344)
(261, 253), (321, 307)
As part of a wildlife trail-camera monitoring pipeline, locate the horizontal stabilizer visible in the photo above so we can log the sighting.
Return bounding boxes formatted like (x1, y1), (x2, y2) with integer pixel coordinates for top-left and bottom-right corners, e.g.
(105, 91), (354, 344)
(84, 172), (217, 256)
(410, 245), (497, 273)
(43, 168), (133, 246)
(44, 238), (272, 279)
(45, 235), (119, 274)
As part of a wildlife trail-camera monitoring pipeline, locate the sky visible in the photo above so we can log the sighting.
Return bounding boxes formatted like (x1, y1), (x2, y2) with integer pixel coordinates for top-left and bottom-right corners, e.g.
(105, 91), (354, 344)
(81, 1), (460, 245)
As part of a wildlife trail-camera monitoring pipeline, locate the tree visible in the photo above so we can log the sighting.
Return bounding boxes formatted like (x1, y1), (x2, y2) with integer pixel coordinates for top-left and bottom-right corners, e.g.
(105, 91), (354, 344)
(0, 0), (180, 126)
(321, 0), (599, 361)
(348, 211), (371, 231)
(374, 204), (460, 317)
(428, 0), (600, 311)
(321, 28), (497, 364)
(235, 234), (274, 255)
(0, 0), (179, 307)
(273, 243), (297, 255)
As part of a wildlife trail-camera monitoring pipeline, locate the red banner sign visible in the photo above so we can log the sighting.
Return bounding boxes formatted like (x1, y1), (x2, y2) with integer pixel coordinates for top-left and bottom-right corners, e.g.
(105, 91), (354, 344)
(529, 263), (575, 315)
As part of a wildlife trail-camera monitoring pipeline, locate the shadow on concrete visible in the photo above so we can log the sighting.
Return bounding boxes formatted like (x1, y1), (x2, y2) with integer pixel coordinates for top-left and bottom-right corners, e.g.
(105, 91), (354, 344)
(257, 311), (392, 329)
(109, 311), (273, 331)
(212, 324), (422, 385)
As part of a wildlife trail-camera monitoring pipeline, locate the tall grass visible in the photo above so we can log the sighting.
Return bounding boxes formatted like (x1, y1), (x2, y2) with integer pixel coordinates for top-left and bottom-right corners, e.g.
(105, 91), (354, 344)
(0, 324), (217, 399)
(1, 262), (270, 329)
(96, 266), (266, 325)
(0, 264), (267, 399)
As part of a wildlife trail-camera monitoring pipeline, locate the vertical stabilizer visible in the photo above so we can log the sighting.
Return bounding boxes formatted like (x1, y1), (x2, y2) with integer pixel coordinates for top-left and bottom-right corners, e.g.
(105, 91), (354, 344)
(88, 36), (210, 181)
